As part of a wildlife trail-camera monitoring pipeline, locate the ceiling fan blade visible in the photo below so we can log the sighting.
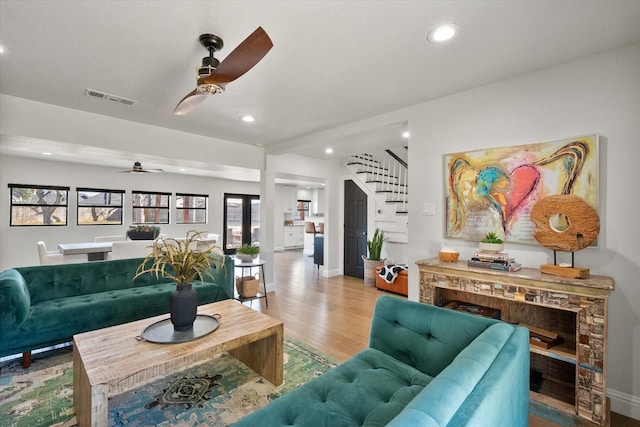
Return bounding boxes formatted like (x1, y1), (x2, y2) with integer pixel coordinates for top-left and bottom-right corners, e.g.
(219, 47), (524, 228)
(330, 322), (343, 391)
(200, 27), (273, 86)
(174, 89), (208, 115)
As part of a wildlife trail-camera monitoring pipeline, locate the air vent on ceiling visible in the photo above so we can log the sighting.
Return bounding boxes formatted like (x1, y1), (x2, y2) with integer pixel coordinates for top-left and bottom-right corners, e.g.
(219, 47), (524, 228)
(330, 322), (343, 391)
(85, 88), (137, 106)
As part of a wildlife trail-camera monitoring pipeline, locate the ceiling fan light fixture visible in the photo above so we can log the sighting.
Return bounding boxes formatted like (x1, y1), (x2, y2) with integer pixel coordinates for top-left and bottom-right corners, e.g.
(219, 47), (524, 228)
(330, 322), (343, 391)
(427, 23), (460, 43)
(197, 83), (224, 94)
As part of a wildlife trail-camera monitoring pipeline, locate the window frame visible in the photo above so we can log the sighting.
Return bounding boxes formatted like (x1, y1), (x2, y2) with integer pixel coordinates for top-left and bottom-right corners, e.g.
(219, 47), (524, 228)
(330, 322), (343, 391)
(176, 192), (208, 224)
(76, 187), (125, 226)
(131, 190), (171, 224)
(9, 183), (70, 226)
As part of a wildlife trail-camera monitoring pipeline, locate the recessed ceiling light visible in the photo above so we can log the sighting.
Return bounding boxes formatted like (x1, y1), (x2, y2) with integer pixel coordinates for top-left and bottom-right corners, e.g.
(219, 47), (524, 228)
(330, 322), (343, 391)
(402, 131), (410, 139)
(241, 115), (256, 123)
(42, 152), (53, 156)
(0, 45), (5, 54)
(427, 23), (460, 43)
(325, 148), (334, 154)
(179, 168), (186, 172)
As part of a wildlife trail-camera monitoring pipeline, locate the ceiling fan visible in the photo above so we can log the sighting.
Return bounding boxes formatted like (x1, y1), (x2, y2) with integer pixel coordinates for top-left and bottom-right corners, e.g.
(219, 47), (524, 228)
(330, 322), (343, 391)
(174, 27), (273, 116)
(119, 161), (163, 174)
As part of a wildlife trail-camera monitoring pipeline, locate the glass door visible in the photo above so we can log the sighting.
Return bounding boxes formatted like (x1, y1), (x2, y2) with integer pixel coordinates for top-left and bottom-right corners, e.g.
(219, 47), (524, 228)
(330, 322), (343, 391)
(223, 193), (260, 254)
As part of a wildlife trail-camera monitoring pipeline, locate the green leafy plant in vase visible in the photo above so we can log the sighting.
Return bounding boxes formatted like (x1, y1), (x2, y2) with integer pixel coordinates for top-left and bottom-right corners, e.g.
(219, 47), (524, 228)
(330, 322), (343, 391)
(479, 231), (504, 253)
(236, 244), (260, 262)
(135, 230), (225, 331)
(362, 228), (386, 287)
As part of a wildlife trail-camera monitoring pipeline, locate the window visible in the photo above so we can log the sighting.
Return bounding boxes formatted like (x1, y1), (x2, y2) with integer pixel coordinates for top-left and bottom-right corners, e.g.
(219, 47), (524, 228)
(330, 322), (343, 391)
(9, 184), (69, 226)
(295, 200), (310, 221)
(77, 188), (124, 225)
(176, 193), (207, 224)
(132, 191), (170, 224)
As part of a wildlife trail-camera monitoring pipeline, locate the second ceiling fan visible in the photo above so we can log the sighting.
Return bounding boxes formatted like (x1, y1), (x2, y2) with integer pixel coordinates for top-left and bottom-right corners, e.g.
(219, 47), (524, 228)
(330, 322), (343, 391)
(174, 27), (273, 116)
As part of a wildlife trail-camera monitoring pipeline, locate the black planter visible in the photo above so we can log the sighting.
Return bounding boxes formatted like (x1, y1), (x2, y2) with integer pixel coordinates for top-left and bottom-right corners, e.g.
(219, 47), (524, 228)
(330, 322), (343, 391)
(127, 230), (159, 240)
(170, 283), (198, 331)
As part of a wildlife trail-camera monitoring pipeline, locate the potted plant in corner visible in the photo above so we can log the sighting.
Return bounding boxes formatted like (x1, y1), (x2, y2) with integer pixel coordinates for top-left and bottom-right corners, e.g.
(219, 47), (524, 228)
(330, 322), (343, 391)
(134, 230), (225, 331)
(361, 228), (386, 287)
(479, 231), (504, 253)
(236, 244), (260, 262)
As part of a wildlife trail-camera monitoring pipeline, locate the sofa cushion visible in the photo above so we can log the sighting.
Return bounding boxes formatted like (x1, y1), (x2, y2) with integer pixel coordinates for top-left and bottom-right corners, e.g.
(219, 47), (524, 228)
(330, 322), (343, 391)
(0, 269), (31, 329)
(232, 348), (433, 427)
(369, 296), (496, 377)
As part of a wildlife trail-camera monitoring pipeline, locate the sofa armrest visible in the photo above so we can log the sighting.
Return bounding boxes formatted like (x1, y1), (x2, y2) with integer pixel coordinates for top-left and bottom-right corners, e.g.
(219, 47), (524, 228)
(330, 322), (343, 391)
(387, 322), (530, 427)
(0, 269), (31, 330)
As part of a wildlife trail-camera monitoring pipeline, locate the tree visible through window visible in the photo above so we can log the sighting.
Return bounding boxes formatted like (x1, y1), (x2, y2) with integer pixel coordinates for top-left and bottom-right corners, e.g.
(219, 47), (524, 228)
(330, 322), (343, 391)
(9, 184), (69, 226)
(77, 188), (124, 225)
(132, 191), (170, 224)
(176, 193), (207, 224)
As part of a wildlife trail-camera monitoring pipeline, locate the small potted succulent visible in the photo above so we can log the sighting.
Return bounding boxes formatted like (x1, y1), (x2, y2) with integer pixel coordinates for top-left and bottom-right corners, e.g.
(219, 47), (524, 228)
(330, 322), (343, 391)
(236, 244), (260, 262)
(479, 231), (504, 253)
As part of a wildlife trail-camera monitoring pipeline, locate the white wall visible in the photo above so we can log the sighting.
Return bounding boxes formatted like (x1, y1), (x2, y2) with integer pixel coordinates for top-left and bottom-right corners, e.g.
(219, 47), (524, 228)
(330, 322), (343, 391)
(403, 42), (640, 418)
(0, 155), (259, 269)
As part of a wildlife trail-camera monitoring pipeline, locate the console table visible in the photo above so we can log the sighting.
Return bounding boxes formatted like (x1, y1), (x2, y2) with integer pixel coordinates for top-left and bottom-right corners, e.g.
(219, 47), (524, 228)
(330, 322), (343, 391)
(416, 258), (614, 426)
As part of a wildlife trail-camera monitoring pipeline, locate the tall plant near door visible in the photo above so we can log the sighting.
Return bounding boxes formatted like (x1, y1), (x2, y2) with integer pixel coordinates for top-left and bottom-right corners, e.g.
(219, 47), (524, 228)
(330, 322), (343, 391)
(361, 228), (386, 287)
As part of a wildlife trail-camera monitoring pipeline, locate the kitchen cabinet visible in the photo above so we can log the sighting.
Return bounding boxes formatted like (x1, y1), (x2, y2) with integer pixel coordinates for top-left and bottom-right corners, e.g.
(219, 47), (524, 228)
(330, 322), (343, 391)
(284, 225), (304, 249)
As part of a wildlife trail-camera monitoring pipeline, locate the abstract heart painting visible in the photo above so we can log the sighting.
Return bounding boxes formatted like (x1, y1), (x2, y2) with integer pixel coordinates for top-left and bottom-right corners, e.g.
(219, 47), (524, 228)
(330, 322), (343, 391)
(444, 134), (598, 244)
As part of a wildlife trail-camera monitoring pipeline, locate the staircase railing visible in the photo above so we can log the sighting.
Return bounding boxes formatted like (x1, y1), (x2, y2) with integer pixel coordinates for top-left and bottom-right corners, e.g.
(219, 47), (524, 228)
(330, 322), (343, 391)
(348, 150), (408, 214)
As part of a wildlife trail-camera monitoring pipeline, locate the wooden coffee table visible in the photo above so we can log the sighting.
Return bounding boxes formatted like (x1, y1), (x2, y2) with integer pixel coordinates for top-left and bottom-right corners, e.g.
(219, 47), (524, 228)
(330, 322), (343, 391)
(72, 299), (283, 427)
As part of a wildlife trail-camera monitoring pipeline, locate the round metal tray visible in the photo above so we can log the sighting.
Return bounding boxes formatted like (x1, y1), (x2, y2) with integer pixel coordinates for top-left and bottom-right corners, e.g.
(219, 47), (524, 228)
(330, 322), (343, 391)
(140, 314), (220, 344)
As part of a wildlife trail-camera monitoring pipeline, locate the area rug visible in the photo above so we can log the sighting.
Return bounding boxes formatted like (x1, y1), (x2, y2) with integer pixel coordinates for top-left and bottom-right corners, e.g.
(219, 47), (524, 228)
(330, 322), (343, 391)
(0, 337), (339, 427)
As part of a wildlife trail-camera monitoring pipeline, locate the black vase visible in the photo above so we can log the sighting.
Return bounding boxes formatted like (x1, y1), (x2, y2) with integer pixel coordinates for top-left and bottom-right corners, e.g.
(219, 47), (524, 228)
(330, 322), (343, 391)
(170, 283), (198, 331)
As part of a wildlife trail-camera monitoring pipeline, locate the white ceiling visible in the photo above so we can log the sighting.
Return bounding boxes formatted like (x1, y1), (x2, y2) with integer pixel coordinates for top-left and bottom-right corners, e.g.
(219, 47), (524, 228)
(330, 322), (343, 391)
(1, 0), (640, 176)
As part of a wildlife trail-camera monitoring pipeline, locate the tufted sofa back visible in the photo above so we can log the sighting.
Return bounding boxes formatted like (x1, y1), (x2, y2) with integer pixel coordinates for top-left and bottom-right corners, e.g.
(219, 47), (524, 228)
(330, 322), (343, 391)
(369, 296), (497, 378)
(16, 256), (231, 305)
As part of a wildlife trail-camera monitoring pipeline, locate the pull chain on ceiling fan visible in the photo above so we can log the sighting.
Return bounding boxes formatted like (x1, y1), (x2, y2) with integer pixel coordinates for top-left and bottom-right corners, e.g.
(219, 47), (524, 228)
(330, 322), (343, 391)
(174, 26), (273, 115)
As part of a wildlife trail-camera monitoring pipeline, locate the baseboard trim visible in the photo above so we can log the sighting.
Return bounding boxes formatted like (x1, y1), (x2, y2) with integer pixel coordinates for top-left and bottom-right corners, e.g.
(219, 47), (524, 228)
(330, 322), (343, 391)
(609, 388), (640, 420)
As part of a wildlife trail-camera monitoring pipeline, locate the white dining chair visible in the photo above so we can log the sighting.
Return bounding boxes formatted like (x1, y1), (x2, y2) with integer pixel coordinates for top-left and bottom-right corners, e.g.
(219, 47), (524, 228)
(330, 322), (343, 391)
(108, 240), (155, 260)
(37, 241), (64, 265)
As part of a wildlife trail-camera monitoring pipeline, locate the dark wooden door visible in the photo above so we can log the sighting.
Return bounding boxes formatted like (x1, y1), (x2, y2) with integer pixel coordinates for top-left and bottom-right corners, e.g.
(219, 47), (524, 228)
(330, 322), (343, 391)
(344, 180), (367, 278)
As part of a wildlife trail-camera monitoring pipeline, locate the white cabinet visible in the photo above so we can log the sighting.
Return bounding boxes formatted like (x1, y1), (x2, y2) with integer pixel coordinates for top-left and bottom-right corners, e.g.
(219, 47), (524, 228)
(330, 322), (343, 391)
(295, 226), (305, 246)
(284, 228), (296, 247)
(284, 225), (304, 248)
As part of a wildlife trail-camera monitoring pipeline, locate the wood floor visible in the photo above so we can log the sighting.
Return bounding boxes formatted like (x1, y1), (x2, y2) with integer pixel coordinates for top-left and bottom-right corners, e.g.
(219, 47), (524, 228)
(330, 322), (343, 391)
(245, 249), (638, 427)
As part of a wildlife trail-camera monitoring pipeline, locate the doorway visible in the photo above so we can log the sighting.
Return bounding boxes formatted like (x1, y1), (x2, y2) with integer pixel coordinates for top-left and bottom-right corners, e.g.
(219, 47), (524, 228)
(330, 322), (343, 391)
(223, 193), (260, 254)
(343, 180), (367, 278)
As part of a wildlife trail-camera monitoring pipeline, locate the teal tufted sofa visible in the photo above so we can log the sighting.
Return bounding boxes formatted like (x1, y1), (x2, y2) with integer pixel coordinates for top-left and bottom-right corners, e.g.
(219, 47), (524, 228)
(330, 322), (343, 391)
(233, 295), (530, 427)
(0, 256), (233, 367)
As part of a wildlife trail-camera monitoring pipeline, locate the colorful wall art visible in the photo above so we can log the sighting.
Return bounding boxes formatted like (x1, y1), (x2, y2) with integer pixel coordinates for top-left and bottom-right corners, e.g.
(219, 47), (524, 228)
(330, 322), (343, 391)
(444, 135), (599, 244)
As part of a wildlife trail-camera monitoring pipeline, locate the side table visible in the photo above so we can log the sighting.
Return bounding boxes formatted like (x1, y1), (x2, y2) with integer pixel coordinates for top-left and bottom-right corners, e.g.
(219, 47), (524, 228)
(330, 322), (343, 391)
(234, 257), (268, 307)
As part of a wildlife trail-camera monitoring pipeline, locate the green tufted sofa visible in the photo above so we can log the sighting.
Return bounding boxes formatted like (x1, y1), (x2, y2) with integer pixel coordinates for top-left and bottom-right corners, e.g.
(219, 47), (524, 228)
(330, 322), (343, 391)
(233, 295), (530, 427)
(0, 256), (233, 367)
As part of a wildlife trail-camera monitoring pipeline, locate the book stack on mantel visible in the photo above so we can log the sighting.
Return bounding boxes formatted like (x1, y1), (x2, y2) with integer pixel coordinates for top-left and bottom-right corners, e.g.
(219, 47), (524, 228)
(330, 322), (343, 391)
(467, 251), (522, 272)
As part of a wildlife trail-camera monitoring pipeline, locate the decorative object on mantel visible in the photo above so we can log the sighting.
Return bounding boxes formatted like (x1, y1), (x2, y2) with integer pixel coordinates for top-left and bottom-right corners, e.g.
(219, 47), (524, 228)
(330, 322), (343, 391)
(127, 225), (160, 240)
(135, 230), (225, 332)
(478, 231), (504, 253)
(362, 228), (386, 287)
(236, 244), (260, 262)
(438, 247), (459, 262)
(530, 194), (600, 279)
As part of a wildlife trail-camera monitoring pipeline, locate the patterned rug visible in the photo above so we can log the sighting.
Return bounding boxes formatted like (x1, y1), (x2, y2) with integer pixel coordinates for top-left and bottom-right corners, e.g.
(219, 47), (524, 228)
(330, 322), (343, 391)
(0, 337), (339, 427)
